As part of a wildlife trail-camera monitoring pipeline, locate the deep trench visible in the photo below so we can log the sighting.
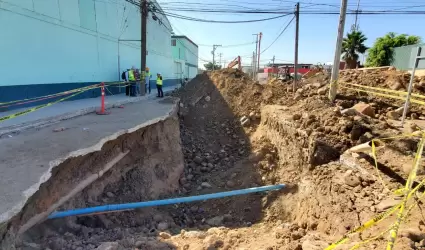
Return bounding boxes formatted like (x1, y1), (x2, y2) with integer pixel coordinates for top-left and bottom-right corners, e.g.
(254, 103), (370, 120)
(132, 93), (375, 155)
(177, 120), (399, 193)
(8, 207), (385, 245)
(0, 77), (274, 250)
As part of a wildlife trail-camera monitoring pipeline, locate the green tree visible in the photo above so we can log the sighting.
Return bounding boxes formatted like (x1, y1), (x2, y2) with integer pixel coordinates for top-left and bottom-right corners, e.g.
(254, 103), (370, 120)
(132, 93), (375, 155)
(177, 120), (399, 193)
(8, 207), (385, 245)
(366, 33), (421, 67)
(203, 62), (222, 70)
(341, 31), (368, 69)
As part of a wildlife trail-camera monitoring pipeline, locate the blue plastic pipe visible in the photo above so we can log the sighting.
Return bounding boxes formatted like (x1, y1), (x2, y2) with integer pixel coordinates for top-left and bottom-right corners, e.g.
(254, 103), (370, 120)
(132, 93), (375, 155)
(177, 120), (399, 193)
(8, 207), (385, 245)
(48, 184), (285, 219)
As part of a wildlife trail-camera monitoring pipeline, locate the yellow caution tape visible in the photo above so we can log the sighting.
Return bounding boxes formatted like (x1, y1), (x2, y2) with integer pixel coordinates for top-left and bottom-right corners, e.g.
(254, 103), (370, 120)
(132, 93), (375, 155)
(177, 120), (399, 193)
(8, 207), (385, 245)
(386, 134), (425, 250)
(350, 227), (392, 250)
(327, 133), (425, 250)
(329, 80), (337, 88)
(330, 168), (425, 249)
(369, 132), (423, 194)
(342, 82), (425, 100)
(0, 84), (99, 106)
(324, 202), (401, 250)
(351, 185), (425, 250)
(339, 86), (425, 106)
(0, 86), (99, 123)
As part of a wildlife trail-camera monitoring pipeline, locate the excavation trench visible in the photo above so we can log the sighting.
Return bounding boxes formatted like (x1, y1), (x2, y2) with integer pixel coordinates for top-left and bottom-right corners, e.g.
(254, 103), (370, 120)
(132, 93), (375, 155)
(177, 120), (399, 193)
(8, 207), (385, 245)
(2, 70), (418, 250)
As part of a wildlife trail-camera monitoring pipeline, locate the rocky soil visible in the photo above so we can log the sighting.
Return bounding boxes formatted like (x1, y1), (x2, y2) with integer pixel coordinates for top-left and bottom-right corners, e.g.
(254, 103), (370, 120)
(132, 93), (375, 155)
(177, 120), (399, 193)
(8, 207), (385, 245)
(19, 68), (425, 250)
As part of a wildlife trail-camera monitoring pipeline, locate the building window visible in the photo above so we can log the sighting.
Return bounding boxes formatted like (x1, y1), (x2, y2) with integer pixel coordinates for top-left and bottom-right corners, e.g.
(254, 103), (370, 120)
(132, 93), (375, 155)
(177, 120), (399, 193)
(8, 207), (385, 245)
(171, 39), (176, 46)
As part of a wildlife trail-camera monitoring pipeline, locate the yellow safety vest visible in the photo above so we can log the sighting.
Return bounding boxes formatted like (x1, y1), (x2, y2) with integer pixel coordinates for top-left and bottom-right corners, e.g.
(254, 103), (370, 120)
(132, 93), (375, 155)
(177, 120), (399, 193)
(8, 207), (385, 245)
(128, 70), (135, 81)
(156, 77), (163, 86)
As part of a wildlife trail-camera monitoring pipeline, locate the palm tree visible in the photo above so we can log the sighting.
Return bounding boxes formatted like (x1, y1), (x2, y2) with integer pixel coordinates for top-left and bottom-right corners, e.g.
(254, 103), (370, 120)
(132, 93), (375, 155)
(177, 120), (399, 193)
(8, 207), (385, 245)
(341, 31), (368, 69)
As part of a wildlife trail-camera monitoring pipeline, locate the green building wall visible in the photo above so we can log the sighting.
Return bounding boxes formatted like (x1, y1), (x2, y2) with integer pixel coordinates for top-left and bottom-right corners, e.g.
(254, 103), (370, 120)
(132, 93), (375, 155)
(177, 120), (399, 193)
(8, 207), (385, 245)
(392, 43), (425, 70)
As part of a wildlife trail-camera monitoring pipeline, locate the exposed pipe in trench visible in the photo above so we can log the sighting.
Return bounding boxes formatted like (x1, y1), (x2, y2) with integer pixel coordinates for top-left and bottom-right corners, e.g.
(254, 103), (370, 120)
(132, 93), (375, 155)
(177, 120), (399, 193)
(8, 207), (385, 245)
(48, 184), (285, 219)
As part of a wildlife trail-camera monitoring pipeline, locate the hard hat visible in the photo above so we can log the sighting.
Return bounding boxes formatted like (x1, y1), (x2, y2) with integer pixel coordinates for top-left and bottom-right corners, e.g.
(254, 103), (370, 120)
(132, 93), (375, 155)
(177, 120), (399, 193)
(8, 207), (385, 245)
(157, 72), (161, 75)
(146, 67), (149, 71)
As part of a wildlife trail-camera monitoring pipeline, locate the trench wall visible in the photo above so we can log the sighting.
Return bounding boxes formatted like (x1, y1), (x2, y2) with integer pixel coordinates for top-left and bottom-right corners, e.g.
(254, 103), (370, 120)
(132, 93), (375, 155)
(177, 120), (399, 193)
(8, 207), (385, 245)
(258, 105), (340, 170)
(0, 107), (184, 248)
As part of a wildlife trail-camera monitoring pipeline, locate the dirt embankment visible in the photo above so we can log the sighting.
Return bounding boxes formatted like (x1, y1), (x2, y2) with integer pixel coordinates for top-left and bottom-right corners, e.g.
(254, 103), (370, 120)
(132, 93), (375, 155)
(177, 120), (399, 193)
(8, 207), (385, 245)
(10, 69), (425, 250)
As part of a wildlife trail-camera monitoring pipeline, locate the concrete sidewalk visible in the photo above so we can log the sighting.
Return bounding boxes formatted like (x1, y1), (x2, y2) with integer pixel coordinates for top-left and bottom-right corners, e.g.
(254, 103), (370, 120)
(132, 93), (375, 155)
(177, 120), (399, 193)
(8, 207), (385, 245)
(0, 85), (179, 135)
(0, 97), (179, 224)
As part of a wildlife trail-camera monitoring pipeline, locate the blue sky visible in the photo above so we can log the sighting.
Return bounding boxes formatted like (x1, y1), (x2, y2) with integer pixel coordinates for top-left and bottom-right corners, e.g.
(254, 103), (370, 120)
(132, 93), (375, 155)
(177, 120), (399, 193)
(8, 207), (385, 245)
(157, 0), (425, 68)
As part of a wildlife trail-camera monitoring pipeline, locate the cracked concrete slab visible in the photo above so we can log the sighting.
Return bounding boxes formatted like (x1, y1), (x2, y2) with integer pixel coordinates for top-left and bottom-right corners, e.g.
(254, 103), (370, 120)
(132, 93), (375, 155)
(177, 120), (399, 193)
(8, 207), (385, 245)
(0, 97), (179, 224)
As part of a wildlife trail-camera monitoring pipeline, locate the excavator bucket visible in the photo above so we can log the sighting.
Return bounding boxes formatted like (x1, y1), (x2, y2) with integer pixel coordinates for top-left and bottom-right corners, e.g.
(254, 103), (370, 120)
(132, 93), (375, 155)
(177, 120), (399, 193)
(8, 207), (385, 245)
(227, 56), (242, 70)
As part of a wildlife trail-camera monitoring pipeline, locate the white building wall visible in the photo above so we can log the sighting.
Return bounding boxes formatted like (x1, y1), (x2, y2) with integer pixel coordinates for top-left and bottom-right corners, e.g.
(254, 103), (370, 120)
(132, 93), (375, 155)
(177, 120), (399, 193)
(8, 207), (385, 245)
(182, 40), (198, 79)
(0, 0), (174, 86)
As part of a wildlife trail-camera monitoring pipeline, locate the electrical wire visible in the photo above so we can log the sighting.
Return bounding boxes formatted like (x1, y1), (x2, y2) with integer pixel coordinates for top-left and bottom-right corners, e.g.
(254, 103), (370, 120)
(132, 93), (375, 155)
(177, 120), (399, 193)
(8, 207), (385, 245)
(198, 42), (255, 48)
(123, 0), (209, 62)
(157, 7), (425, 15)
(261, 15), (295, 54)
(152, 10), (294, 23)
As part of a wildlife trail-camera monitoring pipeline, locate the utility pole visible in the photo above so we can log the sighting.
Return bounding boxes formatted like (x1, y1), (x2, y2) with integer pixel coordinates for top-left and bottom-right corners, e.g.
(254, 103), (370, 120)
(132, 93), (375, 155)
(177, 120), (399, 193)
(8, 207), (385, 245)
(252, 34), (259, 79)
(329, 0), (348, 101)
(294, 3), (299, 92)
(351, 0), (361, 31)
(140, 0), (148, 95)
(272, 55), (275, 76)
(219, 53), (223, 69)
(211, 45), (221, 71)
(251, 51), (255, 79)
(257, 32), (262, 75)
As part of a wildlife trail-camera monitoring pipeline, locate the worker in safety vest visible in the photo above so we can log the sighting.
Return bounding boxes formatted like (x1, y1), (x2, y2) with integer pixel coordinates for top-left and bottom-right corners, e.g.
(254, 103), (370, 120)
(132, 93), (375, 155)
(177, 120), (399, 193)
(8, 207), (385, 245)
(145, 67), (152, 94)
(128, 67), (137, 96)
(156, 73), (163, 98)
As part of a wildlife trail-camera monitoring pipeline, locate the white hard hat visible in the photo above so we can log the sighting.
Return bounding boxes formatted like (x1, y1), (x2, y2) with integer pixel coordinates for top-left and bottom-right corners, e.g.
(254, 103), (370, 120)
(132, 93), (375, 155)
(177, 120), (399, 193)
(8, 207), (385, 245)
(157, 72), (161, 75)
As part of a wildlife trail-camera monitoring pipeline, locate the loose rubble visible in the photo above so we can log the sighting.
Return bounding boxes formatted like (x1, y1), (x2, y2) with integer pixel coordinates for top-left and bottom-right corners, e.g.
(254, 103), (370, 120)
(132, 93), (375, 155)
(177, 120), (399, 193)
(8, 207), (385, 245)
(25, 68), (425, 250)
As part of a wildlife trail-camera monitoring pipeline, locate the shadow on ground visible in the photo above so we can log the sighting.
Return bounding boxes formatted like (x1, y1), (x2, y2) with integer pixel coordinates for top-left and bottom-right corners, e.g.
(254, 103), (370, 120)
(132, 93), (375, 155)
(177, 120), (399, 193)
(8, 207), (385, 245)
(14, 72), (284, 250)
(163, 72), (280, 229)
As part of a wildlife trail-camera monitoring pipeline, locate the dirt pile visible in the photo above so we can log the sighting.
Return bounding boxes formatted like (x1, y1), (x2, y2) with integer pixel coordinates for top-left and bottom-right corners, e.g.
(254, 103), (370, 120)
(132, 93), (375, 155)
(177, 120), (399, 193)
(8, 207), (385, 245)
(340, 68), (425, 93)
(184, 69), (289, 117)
(17, 69), (425, 250)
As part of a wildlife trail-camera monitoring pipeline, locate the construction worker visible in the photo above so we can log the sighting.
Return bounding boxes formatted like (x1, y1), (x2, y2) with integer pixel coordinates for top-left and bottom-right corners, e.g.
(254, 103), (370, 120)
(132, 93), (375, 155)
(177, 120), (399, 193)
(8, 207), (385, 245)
(156, 73), (163, 98)
(128, 67), (136, 96)
(285, 66), (291, 80)
(124, 69), (131, 96)
(145, 67), (152, 94)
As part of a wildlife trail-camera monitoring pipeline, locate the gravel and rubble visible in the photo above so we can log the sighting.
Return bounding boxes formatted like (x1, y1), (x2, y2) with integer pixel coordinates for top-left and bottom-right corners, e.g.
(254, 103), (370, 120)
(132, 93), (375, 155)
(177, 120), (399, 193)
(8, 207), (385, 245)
(16, 68), (425, 250)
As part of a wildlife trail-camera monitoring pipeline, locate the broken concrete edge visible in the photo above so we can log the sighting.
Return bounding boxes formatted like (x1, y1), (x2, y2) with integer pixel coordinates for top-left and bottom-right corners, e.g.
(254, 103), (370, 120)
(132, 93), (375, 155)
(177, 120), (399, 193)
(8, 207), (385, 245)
(0, 97), (180, 225)
(0, 86), (180, 138)
(17, 150), (130, 235)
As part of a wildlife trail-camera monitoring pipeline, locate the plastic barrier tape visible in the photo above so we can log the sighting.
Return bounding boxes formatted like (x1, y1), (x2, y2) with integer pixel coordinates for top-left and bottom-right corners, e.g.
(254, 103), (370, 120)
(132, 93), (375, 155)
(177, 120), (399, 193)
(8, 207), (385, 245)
(326, 133), (425, 250)
(350, 227), (392, 250)
(0, 84), (99, 107)
(0, 91), (70, 109)
(369, 132), (423, 194)
(324, 203), (401, 250)
(351, 187), (425, 250)
(386, 134), (425, 250)
(0, 87), (98, 122)
(342, 82), (425, 100)
(339, 86), (425, 106)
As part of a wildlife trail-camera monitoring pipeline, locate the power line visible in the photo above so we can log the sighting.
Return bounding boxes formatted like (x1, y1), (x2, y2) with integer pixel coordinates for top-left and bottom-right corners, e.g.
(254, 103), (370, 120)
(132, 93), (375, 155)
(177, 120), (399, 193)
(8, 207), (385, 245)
(261, 15), (295, 54)
(151, 10), (294, 23)
(158, 8), (425, 15)
(198, 42), (255, 48)
(124, 0), (209, 63)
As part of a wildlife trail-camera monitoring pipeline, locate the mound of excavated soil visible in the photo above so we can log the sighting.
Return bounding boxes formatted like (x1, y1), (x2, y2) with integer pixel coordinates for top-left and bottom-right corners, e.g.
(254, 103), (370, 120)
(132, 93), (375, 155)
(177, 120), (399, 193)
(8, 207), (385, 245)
(340, 68), (425, 94)
(177, 69), (289, 118)
(24, 69), (425, 250)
